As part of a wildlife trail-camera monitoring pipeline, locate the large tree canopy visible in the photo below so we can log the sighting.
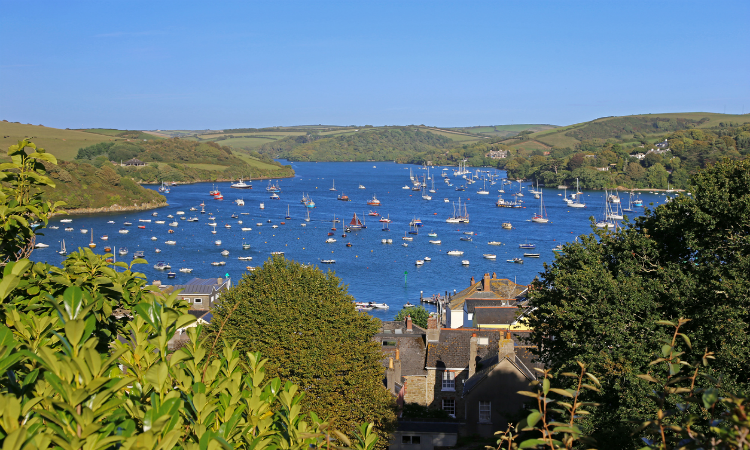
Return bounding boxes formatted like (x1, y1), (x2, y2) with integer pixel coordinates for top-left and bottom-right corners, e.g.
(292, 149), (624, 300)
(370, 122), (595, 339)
(526, 158), (750, 449)
(205, 257), (396, 445)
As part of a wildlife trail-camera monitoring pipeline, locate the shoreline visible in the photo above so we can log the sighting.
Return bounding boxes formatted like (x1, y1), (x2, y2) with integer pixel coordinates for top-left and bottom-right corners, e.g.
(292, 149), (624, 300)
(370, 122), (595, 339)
(52, 200), (169, 217)
(137, 174), (295, 186)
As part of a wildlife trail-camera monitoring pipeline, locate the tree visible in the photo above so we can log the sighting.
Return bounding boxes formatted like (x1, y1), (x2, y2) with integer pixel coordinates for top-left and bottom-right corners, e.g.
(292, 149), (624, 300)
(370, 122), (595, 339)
(646, 163), (669, 188)
(205, 257), (397, 447)
(625, 161), (646, 181)
(525, 158), (750, 448)
(394, 305), (429, 328)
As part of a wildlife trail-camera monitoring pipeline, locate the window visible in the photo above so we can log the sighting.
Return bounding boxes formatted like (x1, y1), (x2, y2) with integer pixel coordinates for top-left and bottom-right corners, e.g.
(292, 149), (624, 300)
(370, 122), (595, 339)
(194, 298), (202, 304)
(382, 340), (397, 347)
(479, 401), (491, 423)
(442, 398), (455, 417)
(442, 371), (455, 390)
(478, 337), (488, 345)
(401, 436), (421, 445)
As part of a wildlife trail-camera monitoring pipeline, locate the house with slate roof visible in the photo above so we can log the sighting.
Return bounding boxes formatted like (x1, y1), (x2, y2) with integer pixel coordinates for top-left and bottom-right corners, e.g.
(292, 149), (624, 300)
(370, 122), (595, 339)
(164, 277), (231, 311)
(441, 273), (528, 328)
(122, 158), (146, 166)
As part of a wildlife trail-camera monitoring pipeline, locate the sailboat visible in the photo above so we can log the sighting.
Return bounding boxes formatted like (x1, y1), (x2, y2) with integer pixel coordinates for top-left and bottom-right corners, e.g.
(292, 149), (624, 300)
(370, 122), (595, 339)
(88, 229), (96, 248)
(477, 178), (489, 195)
(531, 190), (549, 223)
(330, 180), (336, 191)
(429, 178), (436, 194)
(59, 240), (67, 255)
(596, 190), (616, 229)
(285, 204), (291, 220)
(305, 209), (311, 222)
(608, 193), (624, 220)
(348, 213), (363, 230)
(622, 192), (634, 212)
(569, 178), (586, 208)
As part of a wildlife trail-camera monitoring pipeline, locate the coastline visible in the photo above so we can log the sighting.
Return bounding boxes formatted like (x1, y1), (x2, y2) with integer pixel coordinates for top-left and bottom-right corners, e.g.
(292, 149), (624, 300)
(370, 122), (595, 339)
(137, 174), (295, 186)
(52, 200), (169, 217)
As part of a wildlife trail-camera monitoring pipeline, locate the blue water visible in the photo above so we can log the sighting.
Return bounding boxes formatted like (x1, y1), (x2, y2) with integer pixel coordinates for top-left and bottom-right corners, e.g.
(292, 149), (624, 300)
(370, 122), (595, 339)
(32, 161), (676, 321)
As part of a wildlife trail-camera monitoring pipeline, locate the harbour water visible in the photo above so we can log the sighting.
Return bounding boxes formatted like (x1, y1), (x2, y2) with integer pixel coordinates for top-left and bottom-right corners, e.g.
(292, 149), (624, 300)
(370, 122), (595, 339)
(32, 161), (677, 321)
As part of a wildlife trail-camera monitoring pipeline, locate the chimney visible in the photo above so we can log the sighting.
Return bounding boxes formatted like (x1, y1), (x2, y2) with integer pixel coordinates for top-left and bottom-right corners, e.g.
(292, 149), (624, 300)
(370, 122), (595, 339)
(470, 276), (475, 286)
(499, 331), (514, 360)
(483, 273), (491, 292)
(492, 272), (497, 279)
(386, 357), (395, 394)
(426, 314), (440, 342)
(469, 334), (478, 378)
(394, 350), (402, 388)
(406, 315), (413, 332)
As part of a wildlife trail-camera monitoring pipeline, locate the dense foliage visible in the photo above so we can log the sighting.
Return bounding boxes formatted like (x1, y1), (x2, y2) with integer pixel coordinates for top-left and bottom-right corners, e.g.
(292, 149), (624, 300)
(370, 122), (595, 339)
(502, 123), (750, 190)
(76, 138), (293, 183)
(257, 127), (454, 162)
(564, 116), (704, 141)
(44, 159), (165, 210)
(394, 306), (429, 329)
(0, 141), (381, 450)
(524, 158), (750, 448)
(204, 258), (397, 448)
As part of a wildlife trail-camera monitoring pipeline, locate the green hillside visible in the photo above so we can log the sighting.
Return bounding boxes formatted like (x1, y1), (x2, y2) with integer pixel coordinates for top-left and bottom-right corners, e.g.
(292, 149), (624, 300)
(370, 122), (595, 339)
(177, 125), (483, 152)
(0, 121), (136, 161)
(529, 112), (750, 148)
(75, 138), (294, 183)
(255, 126), (459, 162)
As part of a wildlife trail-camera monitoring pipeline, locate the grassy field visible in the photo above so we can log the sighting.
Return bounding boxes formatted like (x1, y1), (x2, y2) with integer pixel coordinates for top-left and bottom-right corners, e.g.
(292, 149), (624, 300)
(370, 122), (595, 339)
(0, 121), (127, 161)
(183, 163), (231, 171)
(509, 140), (552, 152)
(234, 153), (284, 171)
(450, 124), (558, 138)
(415, 127), (484, 143)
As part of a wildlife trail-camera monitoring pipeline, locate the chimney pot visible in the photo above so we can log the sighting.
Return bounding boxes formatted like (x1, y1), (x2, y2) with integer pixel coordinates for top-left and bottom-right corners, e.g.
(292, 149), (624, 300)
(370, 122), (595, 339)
(492, 272), (497, 279)
(396, 349), (400, 361)
(406, 315), (413, 331)
(389, 357), (394, 369)
(470, 276), (475, 286)
(483, 273), (491, 292)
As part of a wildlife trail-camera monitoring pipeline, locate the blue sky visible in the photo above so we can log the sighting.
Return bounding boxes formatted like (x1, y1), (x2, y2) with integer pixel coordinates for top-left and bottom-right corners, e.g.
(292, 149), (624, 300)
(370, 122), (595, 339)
(1, 0), (748, 130)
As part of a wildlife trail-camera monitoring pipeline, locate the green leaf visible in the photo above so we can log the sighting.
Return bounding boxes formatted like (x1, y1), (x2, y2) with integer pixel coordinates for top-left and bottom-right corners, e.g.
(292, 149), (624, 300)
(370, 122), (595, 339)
(542, 378), (550, 395)
(702, 387), (719, 409)
(526, 410), (542, 428)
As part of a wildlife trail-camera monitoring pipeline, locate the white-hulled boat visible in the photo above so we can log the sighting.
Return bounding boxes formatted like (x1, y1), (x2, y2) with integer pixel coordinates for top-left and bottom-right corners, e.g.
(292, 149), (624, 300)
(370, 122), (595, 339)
(462, 260), (470, 265)
(60, 219), (73, 223)
(214, 240), (221, 245)
(34, 243), (49, 248)
(221, 250), (230, 256)
(165, 240), (176, 245)
(231, 179), (252, 189)
(179, 268), (193, 273)
(429, 240), (441, 244)
(447, 250), (464, 256)
(483, 254), (497, 259)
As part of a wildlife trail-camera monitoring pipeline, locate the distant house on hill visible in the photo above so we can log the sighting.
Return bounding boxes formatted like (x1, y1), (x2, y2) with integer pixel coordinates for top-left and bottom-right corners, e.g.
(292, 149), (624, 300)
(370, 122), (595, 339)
(123, 158), (146, 166)
(441, 273), (528, 329)
(486, 150), (509, 159)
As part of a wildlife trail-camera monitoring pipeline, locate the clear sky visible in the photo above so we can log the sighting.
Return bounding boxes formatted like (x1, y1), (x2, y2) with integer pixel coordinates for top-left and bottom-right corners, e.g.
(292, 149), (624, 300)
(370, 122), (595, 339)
(1, 0), (748, 130)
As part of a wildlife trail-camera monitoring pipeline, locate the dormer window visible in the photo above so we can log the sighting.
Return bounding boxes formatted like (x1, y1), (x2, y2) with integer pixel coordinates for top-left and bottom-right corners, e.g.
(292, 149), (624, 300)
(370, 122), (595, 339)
(442, 371), (455, 391)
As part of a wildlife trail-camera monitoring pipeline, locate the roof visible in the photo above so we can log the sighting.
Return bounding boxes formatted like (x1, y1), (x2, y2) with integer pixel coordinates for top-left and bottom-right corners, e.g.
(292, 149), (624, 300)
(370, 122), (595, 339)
(170, 278), (228, 295)
(462, 353), (537, 395)
(397, 420), (460, 434)
(465, 299), (517, 313)
(473, 306), (519, 325)
(425, 328), (501, 369)
(448, 275), (527, 311)
(377, 321), (427, 377)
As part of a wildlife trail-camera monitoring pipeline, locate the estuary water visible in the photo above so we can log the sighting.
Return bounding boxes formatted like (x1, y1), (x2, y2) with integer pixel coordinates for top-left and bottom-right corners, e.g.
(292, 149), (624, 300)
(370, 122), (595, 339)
(32, 161), (676, 321)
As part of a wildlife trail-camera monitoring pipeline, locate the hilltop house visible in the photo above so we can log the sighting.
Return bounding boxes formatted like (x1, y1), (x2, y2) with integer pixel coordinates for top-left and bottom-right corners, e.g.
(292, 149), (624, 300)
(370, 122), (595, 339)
(122, 158), (146, 166)
(163, 277), (231, 311)
(486, 150), (509, 159)
(440, 273), (528, 329)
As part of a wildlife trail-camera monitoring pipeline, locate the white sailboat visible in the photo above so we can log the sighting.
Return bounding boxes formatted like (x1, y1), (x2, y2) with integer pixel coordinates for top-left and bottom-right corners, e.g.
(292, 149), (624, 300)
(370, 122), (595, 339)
(596, 190), (616, 229)
(569, 178), (586, 208)
(58, 240), (67, 255)
(531, 189), (549, 223)
(477, 178), (489, 195)
(330, 179), (336, 191)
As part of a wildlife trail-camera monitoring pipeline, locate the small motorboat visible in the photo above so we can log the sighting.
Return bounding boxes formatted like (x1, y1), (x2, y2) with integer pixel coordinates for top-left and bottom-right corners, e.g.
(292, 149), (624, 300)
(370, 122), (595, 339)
(346, 242), (352, 247)
(221, 250), (230, 256)
(167, 272), (176, 279)
(424, 256), (431, 261)
(151, 236), (157, 241)
(488, 241), (502, 245)
(65, 227), (74, 231)
(155, 249), (161, 253)
(34, 243), (49, 248)
(80, 229), (88, 234)
(403, 302), (415, 309)
(119, 248), (128, 256)
(326, 238), (337, 243)
(101, 235), (108, 240)
(154, 261), (170, 271)
(483, 254), (497, 259)
(214, 240), (221, 245)
(447, 250), (464, 256)
(524, 253), (541, 258)
(320, 259), (336, 264)
(103, 246), (111, 253)
(461, 260), (470, 265)
(165, 240), (176, 245)
(211, 261), (226, 266)
(107, 220), (115, 224)
(429, 240), (441, 244)
(238, 256), (252, 261)
(507, 258), (524, 264)
(179, 268), (193, 273)
(138, 225), (146, 229)
(242, 243), (251, 250)
(502, 223), (512, 230)
(415, 260), (424, 266)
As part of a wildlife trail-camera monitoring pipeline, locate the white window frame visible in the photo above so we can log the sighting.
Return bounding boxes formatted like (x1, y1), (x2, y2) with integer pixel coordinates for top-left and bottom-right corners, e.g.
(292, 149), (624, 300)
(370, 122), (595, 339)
(442, 371), (455, 391)
(194, 297), (202, 304)
(442, 398), (455, 417)
(479, 400), (491, 423)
